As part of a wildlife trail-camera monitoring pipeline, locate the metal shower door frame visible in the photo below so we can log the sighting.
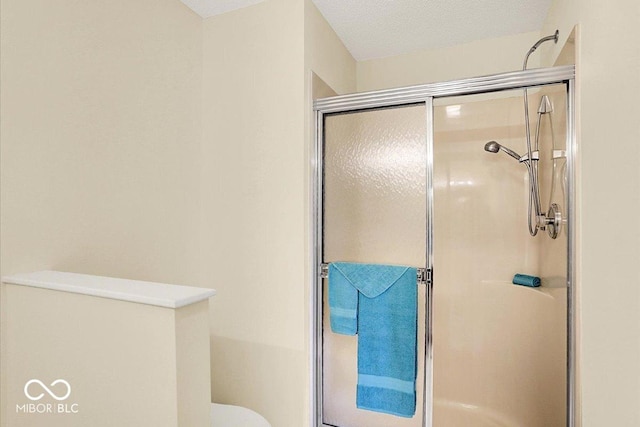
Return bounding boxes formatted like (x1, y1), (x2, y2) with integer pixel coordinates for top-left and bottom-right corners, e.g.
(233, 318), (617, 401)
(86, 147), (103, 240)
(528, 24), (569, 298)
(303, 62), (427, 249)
(312, 64), (576, 427)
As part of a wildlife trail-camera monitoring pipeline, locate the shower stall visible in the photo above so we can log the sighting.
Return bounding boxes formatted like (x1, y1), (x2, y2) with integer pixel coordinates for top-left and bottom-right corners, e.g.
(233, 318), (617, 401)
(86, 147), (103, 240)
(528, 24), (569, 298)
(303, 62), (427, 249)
(312, 65), (576, 427)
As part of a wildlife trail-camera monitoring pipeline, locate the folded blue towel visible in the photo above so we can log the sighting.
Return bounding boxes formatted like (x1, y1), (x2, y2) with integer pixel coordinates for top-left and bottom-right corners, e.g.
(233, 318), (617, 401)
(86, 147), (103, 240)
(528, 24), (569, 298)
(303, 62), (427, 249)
(329, 262), (417, 418)
(513, 273), (541, 287)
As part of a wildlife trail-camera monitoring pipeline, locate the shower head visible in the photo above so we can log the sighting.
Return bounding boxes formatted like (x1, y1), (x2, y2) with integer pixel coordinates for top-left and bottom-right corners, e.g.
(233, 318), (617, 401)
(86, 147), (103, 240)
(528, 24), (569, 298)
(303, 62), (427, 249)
(484, 141), (522, 161)
(484, 141), (500, 153)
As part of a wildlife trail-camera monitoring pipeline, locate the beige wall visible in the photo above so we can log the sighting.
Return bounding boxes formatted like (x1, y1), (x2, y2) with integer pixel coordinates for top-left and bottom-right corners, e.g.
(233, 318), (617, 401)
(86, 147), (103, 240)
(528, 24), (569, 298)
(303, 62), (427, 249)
(541, 0), (640, 426)
(304, 0), (357, 97)
(201, 1), (307, 426)
(357, 31), (542, 92)
(0, 0), (203, 285)
(1, 1), (203, 424)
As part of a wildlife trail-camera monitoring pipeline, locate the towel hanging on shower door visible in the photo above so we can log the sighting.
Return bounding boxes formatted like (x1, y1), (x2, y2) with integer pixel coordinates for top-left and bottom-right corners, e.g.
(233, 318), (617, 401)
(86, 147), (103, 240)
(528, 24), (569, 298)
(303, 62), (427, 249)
(328, 262), (418, 418)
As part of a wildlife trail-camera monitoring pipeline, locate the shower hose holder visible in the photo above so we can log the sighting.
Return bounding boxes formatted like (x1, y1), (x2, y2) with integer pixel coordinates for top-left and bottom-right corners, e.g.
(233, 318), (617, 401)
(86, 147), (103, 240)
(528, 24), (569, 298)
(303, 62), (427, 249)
(518, 151), (539, 163)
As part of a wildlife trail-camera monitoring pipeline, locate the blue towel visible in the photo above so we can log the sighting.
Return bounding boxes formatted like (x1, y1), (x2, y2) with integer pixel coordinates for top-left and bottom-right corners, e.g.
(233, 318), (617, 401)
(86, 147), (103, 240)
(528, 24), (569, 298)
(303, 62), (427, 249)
(512, 273), (541, 287)
(328, 262), (417, 418)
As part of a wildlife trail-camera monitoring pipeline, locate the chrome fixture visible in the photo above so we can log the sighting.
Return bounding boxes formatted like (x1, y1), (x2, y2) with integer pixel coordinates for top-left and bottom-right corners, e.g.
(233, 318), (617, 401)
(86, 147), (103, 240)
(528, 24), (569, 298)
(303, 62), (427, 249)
(522, 30), (560, 238)
(538, 94), (554, 114)
(484, 140), (539, 163)
(485, 31), (562, 239)
(484, 141), (520, 160)
(319, 263), (430, 285)
(547, 203), (562, 239)
(522, 30), (559, 70)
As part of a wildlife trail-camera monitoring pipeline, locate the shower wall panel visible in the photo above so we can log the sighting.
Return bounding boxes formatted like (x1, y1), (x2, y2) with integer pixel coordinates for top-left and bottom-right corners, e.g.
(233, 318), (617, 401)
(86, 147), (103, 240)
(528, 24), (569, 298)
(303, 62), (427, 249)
(322, 105), (426, 427)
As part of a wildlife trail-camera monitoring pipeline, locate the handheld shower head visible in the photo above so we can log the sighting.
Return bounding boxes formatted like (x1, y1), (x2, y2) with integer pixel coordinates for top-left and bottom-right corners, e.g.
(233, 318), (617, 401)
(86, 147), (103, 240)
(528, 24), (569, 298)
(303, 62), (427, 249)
(484, 141), (522, 161)
(484, 141), (500, 153)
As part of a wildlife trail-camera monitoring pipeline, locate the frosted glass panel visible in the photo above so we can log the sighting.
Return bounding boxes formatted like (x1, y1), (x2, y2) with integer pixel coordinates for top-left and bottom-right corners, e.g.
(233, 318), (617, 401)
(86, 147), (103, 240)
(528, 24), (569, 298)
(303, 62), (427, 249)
(322, 105), (427, 427)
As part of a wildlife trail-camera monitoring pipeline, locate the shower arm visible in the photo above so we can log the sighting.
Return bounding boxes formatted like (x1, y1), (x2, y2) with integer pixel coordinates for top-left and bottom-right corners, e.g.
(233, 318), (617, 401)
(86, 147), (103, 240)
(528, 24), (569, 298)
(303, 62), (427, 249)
(522, 30), (559, 71)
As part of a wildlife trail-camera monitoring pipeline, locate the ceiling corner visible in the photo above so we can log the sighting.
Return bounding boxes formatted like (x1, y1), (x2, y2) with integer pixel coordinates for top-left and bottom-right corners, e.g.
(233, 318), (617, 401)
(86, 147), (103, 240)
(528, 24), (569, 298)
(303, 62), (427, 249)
(180, 0), (266, 19)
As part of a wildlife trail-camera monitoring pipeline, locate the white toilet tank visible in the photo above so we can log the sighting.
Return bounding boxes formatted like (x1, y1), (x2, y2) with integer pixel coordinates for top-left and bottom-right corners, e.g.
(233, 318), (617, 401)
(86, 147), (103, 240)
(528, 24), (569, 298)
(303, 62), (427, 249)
(211, 403), (271, 427)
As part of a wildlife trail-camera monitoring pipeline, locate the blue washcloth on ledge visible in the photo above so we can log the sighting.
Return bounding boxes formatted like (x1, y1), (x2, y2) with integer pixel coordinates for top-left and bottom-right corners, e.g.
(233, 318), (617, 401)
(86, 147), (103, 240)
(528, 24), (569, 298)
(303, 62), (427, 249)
(328, 262), (417, 418)
(513, 273), (541, 287)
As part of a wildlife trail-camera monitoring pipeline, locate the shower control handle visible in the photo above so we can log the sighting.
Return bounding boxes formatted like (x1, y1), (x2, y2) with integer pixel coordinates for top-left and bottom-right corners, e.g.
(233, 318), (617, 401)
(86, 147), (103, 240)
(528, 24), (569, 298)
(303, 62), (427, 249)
(536, 204), (562, 238)
(545, 203), (562, 239)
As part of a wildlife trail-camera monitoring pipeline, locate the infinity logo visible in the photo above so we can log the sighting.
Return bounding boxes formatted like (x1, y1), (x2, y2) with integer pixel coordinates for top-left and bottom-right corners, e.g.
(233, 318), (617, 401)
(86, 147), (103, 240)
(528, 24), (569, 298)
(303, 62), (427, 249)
(24, 379), (71, 401)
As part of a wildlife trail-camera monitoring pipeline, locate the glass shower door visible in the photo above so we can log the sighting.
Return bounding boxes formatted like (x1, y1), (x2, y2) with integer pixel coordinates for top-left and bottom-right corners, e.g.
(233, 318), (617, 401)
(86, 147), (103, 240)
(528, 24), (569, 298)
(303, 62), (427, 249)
(431, 87), (568, 427)
(321, 104), (428, 427)
(315, 67), (575, 427)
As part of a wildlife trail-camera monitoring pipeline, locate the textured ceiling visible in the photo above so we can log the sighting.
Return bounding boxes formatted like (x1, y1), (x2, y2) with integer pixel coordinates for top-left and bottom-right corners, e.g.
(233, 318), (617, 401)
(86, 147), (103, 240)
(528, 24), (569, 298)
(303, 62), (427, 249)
(311, 0), (553, 61)
(181, 0), (553, 60)
(180, 0), (266, 18)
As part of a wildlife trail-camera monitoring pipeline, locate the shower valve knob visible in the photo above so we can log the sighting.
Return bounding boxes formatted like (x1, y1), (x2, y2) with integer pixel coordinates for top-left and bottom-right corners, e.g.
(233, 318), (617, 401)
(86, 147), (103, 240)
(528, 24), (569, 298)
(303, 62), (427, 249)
(545, 203), (562, 239)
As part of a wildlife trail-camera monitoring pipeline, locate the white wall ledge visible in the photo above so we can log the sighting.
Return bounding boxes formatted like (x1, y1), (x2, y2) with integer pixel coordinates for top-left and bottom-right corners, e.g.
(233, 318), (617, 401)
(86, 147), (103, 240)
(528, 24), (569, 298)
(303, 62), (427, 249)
(1, 270), (216, 308)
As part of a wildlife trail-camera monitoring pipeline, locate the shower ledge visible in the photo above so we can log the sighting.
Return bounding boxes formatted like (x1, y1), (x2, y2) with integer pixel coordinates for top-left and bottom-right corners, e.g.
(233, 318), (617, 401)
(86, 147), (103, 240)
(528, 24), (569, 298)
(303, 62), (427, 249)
(1, 270), (216, 308)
